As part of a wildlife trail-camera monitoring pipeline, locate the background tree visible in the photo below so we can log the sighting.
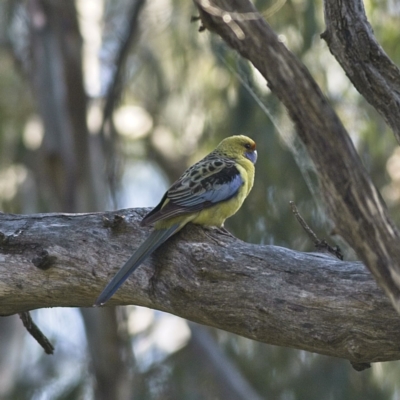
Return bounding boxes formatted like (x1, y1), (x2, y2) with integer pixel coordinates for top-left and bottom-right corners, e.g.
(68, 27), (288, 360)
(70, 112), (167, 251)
(0, 0), (400, 399)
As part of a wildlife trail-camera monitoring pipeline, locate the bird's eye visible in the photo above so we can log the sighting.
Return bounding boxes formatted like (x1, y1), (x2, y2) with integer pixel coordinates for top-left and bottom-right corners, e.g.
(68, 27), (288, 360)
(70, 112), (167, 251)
(244, 143), (252, 150)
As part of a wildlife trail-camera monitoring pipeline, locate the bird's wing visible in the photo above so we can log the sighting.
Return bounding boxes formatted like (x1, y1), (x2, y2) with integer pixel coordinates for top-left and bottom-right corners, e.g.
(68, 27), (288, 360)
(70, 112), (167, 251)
(94, 223), (180, 306)
(141, 155), (243, 226)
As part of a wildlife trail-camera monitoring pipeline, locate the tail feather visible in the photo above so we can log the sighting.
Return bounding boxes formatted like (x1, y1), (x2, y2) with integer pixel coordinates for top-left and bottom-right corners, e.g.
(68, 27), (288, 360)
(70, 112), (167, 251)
(95, 224), (180, 306)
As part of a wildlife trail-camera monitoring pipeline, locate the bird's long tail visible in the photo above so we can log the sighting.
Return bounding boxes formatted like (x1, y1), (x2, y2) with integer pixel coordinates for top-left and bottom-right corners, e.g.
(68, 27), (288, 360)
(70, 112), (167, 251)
(95, 223), (180, 306)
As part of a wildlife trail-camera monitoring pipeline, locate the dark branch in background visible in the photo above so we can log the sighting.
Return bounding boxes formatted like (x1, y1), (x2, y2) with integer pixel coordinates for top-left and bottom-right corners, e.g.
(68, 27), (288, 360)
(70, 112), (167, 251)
(193, 0), (400, 314)
(24, 0), (98, 212)
(1, 210), (400, 365)
(322, 0), (400, 142)
(99, 0), (146, 208)
(100, 0), (146, 130)
(28, 0), (78, 212)
(189, 323), (263, 400)
(81, 307), (135, 399)
(18, 311), (54, 355)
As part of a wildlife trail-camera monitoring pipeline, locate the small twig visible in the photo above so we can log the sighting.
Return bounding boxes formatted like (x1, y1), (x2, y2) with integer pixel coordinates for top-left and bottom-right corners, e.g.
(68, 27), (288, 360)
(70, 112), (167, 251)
(18, 311), (54, 355)
(290, 201), (319, 243)
(290, 201), (343, 260)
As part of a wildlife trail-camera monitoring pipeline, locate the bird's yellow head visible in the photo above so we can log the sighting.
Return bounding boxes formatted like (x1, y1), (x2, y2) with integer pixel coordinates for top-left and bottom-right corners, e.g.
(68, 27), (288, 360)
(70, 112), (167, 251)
(216, 135), (257, 164)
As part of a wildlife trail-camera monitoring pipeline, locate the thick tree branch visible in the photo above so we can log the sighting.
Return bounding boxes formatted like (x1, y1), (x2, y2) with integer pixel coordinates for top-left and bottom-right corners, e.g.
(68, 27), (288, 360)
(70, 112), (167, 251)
(322, 0), (400, 142)
(1, 210), (400, 364)
(194, 0), (400, 314)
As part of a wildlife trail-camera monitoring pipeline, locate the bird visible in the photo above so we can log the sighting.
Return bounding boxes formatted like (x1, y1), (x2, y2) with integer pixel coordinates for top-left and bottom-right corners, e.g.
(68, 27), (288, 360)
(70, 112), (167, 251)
(95, 135), (257, 306)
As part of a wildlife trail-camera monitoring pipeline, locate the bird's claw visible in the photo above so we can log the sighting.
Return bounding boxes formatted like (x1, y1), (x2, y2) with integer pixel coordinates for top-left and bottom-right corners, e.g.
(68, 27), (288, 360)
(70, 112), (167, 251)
(202, 226), (234, 246)
(215, 226), (236, 238)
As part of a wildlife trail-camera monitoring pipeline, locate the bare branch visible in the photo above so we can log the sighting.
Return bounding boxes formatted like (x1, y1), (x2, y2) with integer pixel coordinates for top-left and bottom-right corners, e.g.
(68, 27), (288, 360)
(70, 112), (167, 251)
(101, 0), (146, 131)
(290, 201), (343, 260)
(322, 0), (400, 142)
(18, 311), (54, 354)
(99, 0), (146, 207)
(1, 210), (400, 364)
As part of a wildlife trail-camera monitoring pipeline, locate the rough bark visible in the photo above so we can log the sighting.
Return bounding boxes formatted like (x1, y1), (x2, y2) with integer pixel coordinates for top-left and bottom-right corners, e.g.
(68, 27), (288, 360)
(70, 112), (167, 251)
(1, 210), (400, 364)
(193, 0), (400, 314)
(322, 0), (400, 141)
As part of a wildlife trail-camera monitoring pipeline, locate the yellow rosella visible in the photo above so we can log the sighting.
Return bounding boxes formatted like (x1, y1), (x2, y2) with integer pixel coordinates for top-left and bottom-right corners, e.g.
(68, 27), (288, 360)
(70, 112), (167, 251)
(95, 135), (257, 305)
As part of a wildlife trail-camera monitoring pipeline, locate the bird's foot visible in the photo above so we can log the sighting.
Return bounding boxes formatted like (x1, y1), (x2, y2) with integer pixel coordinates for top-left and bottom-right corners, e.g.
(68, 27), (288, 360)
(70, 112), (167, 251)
(215, 226), (236, 238)
(202, 226), (235, 246)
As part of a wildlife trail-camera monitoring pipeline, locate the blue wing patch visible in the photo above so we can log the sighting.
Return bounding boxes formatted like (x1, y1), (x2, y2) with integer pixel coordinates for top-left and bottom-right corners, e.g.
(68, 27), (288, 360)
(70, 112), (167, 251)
(141, 156), (243, 226)
(173, 172), (243, 206)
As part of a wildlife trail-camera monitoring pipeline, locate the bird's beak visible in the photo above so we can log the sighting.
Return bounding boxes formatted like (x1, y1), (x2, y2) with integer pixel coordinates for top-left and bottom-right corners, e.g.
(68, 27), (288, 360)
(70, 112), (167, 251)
(245, 150), (257, 164)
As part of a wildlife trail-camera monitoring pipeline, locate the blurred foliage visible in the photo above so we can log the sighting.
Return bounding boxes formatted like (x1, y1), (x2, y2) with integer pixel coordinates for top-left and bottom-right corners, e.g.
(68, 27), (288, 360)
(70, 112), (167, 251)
(1, 0), (400, 399)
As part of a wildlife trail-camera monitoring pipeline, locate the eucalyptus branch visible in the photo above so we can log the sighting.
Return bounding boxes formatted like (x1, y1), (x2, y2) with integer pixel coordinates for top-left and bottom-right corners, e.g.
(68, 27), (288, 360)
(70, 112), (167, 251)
(1, 210), (400, 364)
